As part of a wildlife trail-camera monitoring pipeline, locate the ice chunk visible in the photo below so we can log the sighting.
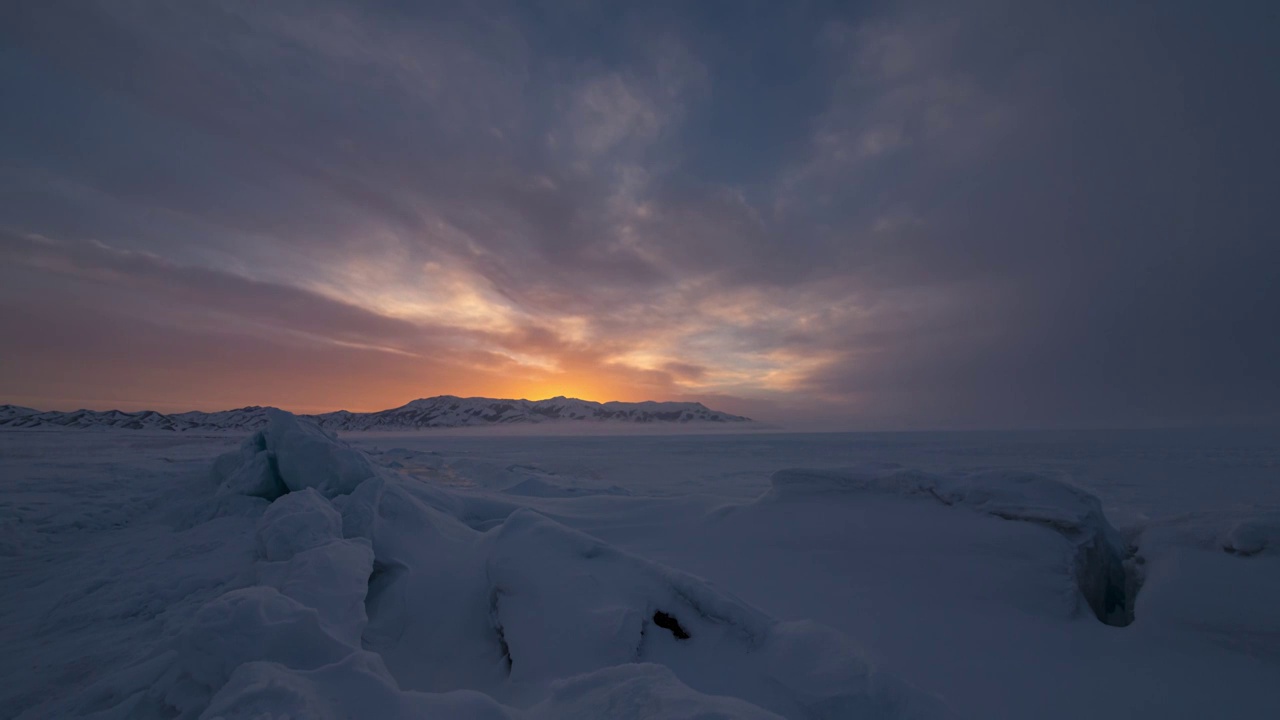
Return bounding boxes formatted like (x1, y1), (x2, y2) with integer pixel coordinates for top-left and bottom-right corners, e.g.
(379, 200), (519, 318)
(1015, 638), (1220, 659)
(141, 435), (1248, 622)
(354, 482), (512, 695)
(162, 587), (354, 716)
(217, 450), (285, 500)
(486, 509), (945, 719)
(255, 488), (343, 562)
(263, 409), (377, 497)
(210, 432), (266, 485)
(257, 538), (374, 645)
(209, 409), (378, 501)
(487, 509), (771, 685)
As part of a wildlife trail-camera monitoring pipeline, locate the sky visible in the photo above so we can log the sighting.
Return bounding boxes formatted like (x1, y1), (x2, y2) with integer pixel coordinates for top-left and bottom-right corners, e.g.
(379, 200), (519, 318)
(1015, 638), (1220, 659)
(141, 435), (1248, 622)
(1, 1), (1277, 429)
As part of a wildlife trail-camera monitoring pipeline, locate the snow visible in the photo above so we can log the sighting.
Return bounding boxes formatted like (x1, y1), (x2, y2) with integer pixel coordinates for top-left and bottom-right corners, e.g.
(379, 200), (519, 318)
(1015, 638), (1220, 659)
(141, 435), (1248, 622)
(0, 405), (38, 422)
(2, 422), (1279, 718)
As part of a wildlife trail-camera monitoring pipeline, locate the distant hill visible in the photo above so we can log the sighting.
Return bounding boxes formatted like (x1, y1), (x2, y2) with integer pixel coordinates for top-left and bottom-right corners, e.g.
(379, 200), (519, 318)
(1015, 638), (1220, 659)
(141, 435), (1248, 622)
(0, 396), (752, 431)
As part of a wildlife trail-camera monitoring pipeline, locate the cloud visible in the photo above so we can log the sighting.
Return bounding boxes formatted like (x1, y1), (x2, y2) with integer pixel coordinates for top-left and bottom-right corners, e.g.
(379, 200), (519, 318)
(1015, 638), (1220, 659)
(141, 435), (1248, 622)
(1, 0), (1277, 427)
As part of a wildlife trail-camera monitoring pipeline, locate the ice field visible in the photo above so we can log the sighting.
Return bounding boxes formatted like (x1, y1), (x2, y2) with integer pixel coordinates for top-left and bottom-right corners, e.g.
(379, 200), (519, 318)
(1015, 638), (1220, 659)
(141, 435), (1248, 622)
(2, 418), (1278, 719)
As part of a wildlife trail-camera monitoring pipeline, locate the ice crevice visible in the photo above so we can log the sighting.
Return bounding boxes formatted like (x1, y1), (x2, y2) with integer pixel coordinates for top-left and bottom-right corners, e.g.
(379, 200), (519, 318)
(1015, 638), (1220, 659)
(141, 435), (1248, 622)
(652, 610), (691, 640)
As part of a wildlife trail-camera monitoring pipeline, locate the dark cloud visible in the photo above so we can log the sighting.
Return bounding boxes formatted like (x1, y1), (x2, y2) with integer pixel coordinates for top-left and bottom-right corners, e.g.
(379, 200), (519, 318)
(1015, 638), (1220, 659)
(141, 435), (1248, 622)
(663, 361), (709, 383)
(1, 0), (1276, 427)
(0, 231), (444, 352)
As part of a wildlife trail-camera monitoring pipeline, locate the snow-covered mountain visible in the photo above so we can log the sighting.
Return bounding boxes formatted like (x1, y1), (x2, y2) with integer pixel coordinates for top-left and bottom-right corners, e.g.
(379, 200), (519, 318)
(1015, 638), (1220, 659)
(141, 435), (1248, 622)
(0, 396), (751, 431)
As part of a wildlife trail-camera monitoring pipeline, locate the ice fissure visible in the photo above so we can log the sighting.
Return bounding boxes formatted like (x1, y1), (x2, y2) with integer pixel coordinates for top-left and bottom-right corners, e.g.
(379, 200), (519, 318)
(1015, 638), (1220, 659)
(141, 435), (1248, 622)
(652, 610), (691, 639)
(490, 588), (513, 673)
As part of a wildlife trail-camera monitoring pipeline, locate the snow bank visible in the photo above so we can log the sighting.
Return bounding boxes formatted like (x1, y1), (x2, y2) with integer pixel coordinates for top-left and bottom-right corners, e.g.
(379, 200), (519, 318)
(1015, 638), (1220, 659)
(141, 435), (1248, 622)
(761, 467), (1136, 626)
(61, 411), (945, 719)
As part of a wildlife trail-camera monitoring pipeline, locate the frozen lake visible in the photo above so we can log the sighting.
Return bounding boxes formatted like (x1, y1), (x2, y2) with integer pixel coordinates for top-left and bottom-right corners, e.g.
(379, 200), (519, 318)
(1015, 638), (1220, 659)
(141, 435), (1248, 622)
(344, 426), (1280, 517)
(2, 424), (1278, 719)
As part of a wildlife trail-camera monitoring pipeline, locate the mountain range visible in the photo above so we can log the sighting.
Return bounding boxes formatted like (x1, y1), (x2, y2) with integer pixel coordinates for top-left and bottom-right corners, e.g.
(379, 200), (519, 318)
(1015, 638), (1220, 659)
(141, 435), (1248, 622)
(0, 396), (751, 432)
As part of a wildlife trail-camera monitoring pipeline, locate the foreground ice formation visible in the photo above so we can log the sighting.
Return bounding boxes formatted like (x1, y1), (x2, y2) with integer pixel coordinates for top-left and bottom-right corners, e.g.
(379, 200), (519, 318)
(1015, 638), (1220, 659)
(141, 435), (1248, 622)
(759, 467), (1138, 626)
(6, 424), (1280, 718)
(45, 411), (944, 719)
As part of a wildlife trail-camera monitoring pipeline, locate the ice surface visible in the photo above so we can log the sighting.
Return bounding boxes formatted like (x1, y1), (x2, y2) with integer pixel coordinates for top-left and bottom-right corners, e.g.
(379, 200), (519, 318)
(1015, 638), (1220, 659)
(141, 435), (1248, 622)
(3, 423), (1278, 718)
(762, 467), (1135, 625)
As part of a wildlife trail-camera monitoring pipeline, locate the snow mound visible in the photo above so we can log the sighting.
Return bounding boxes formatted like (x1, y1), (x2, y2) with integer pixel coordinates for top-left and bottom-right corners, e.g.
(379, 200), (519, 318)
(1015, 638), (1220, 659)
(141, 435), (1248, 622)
(1222, 511), (1280, 557)
(762, 467), (1136, 626)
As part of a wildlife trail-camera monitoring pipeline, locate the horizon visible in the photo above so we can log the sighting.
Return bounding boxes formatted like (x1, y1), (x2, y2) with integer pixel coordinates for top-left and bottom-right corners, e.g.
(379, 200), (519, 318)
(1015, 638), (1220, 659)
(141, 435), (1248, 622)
(3, 2), (1278, 430)
(1, 393), (720, 415)
(7, 393), (1275, 435)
